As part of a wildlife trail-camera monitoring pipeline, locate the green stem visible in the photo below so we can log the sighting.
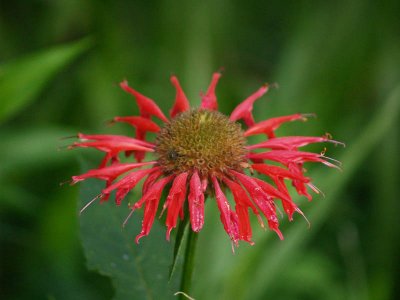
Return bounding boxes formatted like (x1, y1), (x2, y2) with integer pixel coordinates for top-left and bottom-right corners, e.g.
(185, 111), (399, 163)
(180, 228), (199, 298)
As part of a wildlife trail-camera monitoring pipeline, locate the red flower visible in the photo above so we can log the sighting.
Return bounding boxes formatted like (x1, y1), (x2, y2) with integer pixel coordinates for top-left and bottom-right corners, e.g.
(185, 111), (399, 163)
(71, 73), (341, 246)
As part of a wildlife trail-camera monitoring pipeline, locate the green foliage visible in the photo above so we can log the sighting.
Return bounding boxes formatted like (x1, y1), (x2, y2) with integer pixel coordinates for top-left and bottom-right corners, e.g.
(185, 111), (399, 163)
(79, 174), (181, 299)
(1, 1), (400, 299)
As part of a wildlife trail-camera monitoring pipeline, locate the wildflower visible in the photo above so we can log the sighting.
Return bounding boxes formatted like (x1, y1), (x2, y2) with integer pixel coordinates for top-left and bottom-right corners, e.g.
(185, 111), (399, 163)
(70, 73), (341, 246)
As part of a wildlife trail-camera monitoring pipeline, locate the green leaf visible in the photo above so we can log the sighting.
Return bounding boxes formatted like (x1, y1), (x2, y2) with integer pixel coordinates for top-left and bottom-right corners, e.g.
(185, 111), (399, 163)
(79, 159), (181, 300)
(0, 38), (91, 123)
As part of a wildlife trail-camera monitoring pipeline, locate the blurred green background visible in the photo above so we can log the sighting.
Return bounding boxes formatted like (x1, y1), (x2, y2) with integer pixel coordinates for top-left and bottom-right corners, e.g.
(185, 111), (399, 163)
(1, 0), (399, 299)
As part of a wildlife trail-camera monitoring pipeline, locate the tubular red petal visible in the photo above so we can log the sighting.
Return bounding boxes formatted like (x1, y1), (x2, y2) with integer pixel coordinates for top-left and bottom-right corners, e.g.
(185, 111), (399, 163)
(230, 84), (269, 127)
(113, 116), (160, 132)
(251, 177), (291, 202)
(235, 204), (253, 244)
(188, 171), (205, 232)
(251, 163), (310, 182)
(71, 140), (154, 152)
(170, 76), (190, 118)
(102, 167), (160, 205)
(200, 72), (221, 110)
(230, 171), (283, 239)
(108, 120), (158, 162)
(134, 176), (173, 243)
(77, 133), (154, 148)
(244, 113), (307, 138)
(201, 177), (208, 192)
(142, 169), (164, 195)
(165, 172), (189, 240)
(248, 136), (330, 150)
(71, 161), (156, 184)
(212, 176), (239, 244)
(249, 150), (340, 169)
(120, 80), (168, 122)
(223, 177), (255, 243)
(132, 175), (173, 210)
(223, 177), (258, 215)
(288, 163), (313, 200)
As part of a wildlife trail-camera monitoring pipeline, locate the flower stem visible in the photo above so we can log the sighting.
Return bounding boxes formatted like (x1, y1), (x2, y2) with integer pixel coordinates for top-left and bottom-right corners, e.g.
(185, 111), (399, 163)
(180, 227), (198, 298)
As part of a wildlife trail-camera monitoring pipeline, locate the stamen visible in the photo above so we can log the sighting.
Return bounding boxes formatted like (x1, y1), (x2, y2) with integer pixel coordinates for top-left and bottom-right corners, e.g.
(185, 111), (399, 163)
(295, 207), (311, 228)
(307, 183), (325, 198)
(301, 113), (317, 121)
(122, 209), (135, 228)
(256, 214), (266, 230)
(173, 292), (195, 300)
(59, 179), (72, 186)
(80, 194), (102, 215)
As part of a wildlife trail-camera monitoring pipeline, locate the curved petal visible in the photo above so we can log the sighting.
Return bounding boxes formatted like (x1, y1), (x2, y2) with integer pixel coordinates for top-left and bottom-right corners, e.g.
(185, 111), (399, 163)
(170, 75), (190, 118)
(188, 171), (205, 232)
(230, 84), (269, 127)
(120, 80), (168, 122)
(200, 72), (221, 110)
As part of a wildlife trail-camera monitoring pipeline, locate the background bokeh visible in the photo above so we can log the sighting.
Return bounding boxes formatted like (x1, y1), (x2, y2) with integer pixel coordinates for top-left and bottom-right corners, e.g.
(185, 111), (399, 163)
(1, 0), (399, 299)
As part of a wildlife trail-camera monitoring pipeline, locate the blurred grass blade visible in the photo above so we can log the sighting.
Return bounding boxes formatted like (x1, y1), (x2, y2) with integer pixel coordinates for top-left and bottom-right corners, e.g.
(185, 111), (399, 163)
(224, 85), (400, 300)
(0, 38), (91, 123)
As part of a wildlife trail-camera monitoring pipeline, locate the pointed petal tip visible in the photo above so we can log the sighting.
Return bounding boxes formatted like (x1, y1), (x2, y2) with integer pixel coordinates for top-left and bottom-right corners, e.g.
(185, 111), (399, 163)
(166, 227), (173, 241)
(275, 228), (284, 240)
(135, 233), (145, 244)
(122, 209), (135, 228)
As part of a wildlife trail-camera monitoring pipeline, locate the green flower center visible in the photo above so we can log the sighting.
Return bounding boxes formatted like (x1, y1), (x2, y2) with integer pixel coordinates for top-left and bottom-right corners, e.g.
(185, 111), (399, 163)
(155, 109), (247, 177)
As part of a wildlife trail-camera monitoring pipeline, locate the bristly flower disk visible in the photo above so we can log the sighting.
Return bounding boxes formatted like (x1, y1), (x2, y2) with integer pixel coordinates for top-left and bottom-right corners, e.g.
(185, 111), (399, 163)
(70, 73), (342, 246)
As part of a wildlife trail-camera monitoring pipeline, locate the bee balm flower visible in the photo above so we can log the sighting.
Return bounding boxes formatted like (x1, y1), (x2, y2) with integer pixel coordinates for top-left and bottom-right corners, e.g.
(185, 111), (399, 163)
(71, 73), (341, 246)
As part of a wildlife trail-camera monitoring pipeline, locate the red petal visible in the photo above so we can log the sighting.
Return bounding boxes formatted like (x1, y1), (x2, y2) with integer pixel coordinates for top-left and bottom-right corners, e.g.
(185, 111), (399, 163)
(110, 118), (159, 162)
(77, 133), (154, 148)
(170, 76), (190, 118)
(134, 176), (173, 243)
(235, 204), (253, 244)
(165, 172), (189, 240)
(188, 171), (205, 232)
(288, 163), (313, 200)
(244, 113), (308, 138)
(72, 161), (156, 184)
(70, 140), (154, 167)
(200, 72), (221, 110)
(230, 84), (269, 127)
(248, 136), (330, 150)
(252, 177), (292, 203)
(113, 116), (160, 133)
(102, 167), (159, 205)
(273, 177), (297, 220)
(223, 177), (258, 215)
(142, 169), (164, 195)
(71, 140), (154, 153)
(223, 177), (255, 243)
(249, 150), (340, 169)
(120, 80), (168, 122)
(230, 171), (283, 240)
(212, 176), (239, 244)
(251, 163), (310, 182)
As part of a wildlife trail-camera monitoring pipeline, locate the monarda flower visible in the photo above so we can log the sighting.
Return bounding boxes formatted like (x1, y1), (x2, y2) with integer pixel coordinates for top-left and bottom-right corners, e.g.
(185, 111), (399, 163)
(70, 73), (341, 246)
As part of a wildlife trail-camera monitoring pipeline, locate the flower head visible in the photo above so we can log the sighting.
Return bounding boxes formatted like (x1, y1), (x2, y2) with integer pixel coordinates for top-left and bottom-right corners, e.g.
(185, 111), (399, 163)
(70, 73), (341, 246)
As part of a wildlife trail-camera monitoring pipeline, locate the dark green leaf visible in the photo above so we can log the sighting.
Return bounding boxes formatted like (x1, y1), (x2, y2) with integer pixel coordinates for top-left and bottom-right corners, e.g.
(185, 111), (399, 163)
(79, 159), (181, 300)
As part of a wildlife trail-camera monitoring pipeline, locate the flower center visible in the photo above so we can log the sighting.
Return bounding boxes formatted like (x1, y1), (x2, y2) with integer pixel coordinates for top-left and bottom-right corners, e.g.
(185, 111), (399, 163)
(155, 109), (247, 177)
